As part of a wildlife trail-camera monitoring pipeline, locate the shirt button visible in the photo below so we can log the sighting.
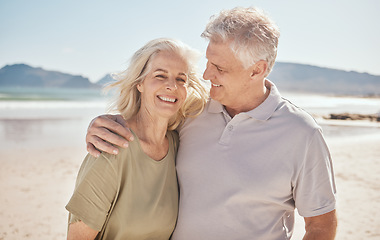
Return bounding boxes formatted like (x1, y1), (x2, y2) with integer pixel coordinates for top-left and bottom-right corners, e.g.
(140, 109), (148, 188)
(228, 125), (233, 131)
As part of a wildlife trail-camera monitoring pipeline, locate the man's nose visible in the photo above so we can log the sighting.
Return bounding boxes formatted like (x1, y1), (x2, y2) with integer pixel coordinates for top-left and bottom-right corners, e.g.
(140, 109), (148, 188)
(203, 65), (211, 81)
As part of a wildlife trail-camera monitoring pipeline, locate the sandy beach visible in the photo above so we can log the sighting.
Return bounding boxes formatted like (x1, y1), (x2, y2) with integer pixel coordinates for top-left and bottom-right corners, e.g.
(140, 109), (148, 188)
(1, 115), (380, 239)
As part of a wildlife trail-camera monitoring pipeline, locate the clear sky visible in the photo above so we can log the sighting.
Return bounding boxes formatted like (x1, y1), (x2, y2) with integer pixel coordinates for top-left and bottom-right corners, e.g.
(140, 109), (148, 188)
(1, 0), (379, 82)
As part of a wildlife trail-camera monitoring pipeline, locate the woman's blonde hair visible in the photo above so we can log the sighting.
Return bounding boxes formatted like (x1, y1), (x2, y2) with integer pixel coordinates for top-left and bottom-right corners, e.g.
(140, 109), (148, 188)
(106, 38), (208, 130)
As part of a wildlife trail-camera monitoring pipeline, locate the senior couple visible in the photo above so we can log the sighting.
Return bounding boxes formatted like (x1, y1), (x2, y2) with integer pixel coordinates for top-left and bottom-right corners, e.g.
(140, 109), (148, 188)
(66, 6), (337, 240)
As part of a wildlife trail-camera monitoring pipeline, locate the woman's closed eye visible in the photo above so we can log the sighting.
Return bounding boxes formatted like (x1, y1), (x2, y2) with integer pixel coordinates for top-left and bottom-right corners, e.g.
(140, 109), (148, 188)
(155, 74), (167, 79)
(176, 77), (187, 83)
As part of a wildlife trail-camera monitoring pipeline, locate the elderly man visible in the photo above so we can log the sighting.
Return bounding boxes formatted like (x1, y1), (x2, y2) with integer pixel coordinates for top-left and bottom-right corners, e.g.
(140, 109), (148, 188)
(85, 7), (337, 239)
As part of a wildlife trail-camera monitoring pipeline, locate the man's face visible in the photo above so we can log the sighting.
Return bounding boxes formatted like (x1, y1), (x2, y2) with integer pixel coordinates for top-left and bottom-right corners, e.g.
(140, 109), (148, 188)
(203, 41), (253, 110)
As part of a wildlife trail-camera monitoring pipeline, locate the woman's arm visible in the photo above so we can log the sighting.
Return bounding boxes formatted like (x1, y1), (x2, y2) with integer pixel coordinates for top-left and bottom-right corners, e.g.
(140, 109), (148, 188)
(67, 221), (99, 240)
(66, 153), (119, 239)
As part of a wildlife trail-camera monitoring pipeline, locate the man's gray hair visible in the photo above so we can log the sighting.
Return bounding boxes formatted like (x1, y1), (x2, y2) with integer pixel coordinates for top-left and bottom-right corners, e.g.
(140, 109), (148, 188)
(201, 7), (280, 76)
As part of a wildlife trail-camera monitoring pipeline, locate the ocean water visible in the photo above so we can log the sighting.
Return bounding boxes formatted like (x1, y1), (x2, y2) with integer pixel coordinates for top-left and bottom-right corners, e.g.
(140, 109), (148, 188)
(0, 87), (109, 119)
(1, 88), (379, 118)
(281, 91), (380, 116)
(281, 91), (380, 138)
(0, 88), (109, 150)
(0, 87), (104, 101)
(0, 88), (379, 150)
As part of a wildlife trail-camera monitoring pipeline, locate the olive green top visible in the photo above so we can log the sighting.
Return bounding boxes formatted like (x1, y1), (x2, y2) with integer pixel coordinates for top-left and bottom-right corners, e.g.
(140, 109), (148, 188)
(66, 130), (179, 240)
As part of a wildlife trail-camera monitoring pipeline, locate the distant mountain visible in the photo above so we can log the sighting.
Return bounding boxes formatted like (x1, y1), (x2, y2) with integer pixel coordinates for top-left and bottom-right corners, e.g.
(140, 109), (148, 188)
(96, 73), (116, 87)
(0, 64), (100, 89)
(2, 63), (379, 96)
(268, 62), (380, 96)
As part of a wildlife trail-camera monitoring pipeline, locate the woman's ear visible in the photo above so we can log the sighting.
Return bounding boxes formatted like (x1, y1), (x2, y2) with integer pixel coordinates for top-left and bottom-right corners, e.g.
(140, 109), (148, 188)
(136, 83), (143, 93)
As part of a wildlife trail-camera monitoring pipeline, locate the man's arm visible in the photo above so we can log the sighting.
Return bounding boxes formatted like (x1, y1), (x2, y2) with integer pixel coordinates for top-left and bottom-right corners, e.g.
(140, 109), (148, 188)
(67, 221), (98, 240)
(303, 210), (337, 240)
(86, 114), (134, 157)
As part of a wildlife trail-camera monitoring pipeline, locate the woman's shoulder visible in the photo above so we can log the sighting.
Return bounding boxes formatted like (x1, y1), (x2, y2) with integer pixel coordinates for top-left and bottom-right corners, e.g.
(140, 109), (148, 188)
(167, 130), (179, 140)
(166, 130), (179, 152)
(74, 151), (121, 187)
(88, 140), (139, 172)
(103, 143), (137, 163)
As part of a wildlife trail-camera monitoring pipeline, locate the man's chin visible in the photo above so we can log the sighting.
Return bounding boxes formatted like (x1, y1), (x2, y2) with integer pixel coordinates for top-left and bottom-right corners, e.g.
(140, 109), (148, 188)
(209, 89), (221, 101)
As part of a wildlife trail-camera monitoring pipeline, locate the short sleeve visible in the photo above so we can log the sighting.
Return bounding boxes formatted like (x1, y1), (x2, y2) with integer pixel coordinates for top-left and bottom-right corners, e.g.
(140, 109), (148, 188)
(66, 153), (119, 231)
(293, 129), (337, 217)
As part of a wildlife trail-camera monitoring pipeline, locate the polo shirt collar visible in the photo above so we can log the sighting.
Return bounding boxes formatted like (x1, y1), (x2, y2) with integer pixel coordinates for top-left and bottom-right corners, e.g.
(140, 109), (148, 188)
(207, 79), (282, 121)
(208, 98), (225, 113)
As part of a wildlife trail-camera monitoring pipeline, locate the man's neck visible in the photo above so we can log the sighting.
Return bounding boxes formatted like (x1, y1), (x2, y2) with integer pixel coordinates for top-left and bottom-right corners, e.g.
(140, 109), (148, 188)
(225, 83), (271, 117)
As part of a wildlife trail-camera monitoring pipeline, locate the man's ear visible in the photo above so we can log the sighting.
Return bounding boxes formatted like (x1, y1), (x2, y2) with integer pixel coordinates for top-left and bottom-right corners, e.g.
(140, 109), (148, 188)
(250, 60), (268, 78)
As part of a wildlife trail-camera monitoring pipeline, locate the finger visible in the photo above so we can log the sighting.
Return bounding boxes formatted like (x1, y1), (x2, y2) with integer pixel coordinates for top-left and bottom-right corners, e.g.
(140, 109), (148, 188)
(89, 114), (121, 130)
(111, 115), (134, 141)
(87, 143), (101, 158)
(91, 115), (134, 142)
(88, 123), (130, 148)
(113, 114), (128, 128)
(87, 135), (121, 155)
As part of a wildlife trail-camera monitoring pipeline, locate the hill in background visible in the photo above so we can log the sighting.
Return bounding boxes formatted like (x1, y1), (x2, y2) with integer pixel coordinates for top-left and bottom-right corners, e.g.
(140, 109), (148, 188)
(1, 63), (380, 97)
(268, 62), (380, 96)
(0, 64), (99, 89)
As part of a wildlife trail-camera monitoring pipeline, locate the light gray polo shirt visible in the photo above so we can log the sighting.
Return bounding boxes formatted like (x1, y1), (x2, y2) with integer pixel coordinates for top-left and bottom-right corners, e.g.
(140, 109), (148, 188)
(172, 80), (336, 240)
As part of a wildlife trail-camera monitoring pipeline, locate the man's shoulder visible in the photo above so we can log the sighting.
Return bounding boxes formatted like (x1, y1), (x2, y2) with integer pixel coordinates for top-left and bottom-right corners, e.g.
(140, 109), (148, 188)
(276, 97), (321, 131)
(179, 99), (214, 130)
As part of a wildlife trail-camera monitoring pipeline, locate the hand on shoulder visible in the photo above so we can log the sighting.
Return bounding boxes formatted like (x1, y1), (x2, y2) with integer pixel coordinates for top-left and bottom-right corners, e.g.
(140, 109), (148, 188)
(86, 114), (134, 157)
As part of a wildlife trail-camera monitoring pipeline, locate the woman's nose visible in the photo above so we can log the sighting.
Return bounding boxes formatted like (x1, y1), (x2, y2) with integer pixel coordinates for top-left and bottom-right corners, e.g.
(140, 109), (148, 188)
(166, 78), (177, 90)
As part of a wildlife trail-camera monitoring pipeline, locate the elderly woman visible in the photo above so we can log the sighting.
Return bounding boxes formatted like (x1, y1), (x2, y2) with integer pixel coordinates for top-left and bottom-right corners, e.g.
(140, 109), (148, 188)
(65, 38), (208, 240)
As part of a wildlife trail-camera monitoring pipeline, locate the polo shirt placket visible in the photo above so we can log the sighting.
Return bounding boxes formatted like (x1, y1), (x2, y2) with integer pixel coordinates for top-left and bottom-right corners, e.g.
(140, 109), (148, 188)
(219, 112), (249, 146)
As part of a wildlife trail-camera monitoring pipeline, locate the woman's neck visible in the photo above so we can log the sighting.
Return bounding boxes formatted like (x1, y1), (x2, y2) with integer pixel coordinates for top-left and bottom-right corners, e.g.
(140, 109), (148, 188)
(127, 110), (169, 146)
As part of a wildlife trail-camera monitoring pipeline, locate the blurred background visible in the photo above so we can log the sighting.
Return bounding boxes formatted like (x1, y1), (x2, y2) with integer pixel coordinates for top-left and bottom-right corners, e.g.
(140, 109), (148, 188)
(0, 0), (379, 239)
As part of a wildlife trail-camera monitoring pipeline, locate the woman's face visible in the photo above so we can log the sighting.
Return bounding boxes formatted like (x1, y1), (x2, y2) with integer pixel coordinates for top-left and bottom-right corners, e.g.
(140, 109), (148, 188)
(137, 51), (188, 119)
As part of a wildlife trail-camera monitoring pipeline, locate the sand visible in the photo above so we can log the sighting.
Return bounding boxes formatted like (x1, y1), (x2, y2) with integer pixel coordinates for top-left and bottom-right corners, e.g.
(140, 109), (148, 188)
(1, 118), (380, 239)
